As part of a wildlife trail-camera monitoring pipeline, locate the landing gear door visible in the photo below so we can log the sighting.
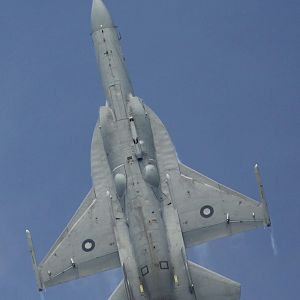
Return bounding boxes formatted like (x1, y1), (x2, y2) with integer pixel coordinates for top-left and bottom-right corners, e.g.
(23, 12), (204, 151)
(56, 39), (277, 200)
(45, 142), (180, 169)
(109, 84), (127, 120)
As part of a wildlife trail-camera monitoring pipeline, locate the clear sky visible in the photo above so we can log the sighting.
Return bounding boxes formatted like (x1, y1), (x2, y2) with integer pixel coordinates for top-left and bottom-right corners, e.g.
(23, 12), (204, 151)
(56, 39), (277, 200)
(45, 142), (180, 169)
(1, 0), (299, 299)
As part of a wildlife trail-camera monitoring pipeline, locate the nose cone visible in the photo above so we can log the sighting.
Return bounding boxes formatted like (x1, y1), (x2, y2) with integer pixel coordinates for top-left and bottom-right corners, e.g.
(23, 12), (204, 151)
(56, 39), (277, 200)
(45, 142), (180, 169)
(91, 0), (114, 32)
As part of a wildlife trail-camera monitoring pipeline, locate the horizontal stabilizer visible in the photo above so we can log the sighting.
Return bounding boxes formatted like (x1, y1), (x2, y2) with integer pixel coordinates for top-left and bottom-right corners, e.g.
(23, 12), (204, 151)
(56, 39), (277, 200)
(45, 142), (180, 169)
(189, 261), (241, 300)
(108, 280), (127, 300)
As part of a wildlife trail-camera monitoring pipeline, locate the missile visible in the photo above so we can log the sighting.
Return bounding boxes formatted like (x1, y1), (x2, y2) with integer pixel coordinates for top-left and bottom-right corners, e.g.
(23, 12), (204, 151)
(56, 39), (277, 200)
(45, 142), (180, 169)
(254, 164), (271, 227)
(26, 229), (43, 291)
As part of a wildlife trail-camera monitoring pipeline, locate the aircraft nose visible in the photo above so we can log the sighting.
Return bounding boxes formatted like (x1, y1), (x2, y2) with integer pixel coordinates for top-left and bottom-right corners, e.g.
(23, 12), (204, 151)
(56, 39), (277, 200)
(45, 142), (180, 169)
(91, 0), (114, 32)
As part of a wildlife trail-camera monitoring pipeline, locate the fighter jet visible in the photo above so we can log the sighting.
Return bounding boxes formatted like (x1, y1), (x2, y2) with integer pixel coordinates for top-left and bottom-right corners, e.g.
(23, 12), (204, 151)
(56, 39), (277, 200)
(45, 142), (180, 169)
(26, 1), (271, 299)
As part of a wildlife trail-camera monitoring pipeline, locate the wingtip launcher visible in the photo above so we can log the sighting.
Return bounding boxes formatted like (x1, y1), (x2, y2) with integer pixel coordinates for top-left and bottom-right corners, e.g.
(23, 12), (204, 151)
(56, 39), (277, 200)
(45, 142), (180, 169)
(254, 164), (271, 227)
(25, 229), (44, 292)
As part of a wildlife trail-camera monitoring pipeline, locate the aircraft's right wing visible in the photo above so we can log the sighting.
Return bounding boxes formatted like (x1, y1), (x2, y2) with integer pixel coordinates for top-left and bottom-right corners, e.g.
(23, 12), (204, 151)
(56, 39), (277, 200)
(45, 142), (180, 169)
(31, 187), (120, 289)
(27, 117), (120, 290)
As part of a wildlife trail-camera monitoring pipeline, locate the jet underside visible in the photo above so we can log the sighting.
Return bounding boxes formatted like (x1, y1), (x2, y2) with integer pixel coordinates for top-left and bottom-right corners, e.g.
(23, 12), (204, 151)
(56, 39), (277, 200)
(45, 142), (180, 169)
(26, 1), (271, 299)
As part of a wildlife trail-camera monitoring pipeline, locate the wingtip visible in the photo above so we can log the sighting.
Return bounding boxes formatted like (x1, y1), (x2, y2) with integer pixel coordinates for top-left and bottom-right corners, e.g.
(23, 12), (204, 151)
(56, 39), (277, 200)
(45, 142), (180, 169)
(254, 163), (263, 184)
(254, 164), (272, 228)
(26, 229), (32, 241)
(26, 229), (44, 291)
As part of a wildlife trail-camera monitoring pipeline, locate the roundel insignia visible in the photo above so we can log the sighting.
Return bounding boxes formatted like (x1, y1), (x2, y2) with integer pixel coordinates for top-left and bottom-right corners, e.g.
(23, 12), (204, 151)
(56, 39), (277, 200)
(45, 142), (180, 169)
(82, 239), (95, 252)
(200, 205), (214, 218)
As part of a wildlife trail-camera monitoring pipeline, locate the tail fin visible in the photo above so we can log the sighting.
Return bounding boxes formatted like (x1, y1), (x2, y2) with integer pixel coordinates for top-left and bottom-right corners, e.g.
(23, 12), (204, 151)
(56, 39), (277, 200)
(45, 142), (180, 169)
(189, 261), (241, 300)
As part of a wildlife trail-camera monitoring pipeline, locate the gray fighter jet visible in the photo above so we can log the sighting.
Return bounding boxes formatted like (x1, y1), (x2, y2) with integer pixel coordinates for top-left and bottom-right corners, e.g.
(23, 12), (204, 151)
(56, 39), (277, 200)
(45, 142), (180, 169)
(26, 1), (271, 299)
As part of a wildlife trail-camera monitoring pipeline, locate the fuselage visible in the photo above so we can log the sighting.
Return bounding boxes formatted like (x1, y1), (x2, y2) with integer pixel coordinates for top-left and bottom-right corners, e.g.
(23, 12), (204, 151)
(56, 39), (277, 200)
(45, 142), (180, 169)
(25, 3), (267, 299)
(91, 1), (175, 299)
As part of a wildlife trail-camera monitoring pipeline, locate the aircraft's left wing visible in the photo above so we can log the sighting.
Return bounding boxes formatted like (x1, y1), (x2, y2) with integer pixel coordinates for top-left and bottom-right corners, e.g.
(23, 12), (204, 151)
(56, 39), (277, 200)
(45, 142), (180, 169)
(147, 105), (271, 249)
(30, 187), (120, 289)
(172, 163), (271, 247)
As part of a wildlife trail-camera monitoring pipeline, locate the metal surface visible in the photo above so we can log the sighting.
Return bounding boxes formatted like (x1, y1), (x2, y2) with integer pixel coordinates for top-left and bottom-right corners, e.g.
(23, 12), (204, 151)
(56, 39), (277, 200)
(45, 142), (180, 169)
(26, 1), (271, 299)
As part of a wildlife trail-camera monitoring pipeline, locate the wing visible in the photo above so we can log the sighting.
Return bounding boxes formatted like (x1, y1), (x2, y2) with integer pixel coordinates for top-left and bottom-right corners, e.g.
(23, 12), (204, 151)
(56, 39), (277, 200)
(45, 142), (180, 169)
(37, 187), (119, 288)
(34, 118), (120, 289)
(147, 105), (270, 248)
(174, 163), (270, 247)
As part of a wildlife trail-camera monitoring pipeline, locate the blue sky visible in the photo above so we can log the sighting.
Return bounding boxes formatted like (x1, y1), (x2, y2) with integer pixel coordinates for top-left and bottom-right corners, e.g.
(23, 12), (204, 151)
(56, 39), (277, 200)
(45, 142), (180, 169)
(0, 0), (299, 299)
